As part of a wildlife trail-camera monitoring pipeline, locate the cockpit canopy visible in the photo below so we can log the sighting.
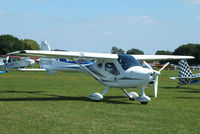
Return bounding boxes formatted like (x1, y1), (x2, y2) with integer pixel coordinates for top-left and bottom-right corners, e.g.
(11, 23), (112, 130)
(117, 54), (141, 70)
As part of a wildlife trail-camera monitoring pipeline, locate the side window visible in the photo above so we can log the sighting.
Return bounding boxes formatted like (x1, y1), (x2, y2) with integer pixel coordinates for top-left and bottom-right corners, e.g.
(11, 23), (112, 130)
(98, 63), (102, 68)
(105, 63), (120, 75)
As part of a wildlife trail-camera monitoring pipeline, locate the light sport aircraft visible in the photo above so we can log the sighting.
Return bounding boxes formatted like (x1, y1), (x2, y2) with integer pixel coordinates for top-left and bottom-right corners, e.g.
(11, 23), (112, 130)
(8, 50), (194, 104)
(170, 60), (200, 86)
(18, 40), (93, 73)
(0, 55), (36, 72)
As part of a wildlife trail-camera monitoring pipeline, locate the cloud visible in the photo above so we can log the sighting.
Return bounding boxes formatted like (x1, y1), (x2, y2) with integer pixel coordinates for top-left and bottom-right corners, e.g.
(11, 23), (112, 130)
(0, 11), (6, 16)
(103, 31), (114, 36)
(32, 0), (45, 2)
(92, 16), (159, 25)
(179, 0), (200, 5)
(196, 16), (200, 20)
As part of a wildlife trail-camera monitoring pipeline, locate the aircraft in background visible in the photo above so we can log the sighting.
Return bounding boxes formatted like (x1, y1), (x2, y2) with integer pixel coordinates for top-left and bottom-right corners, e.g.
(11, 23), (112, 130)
(0, 56), (36, 72)
(8, 49), (194, 104)
(170, 60), (200, 86)
(18, 40), (93, 74)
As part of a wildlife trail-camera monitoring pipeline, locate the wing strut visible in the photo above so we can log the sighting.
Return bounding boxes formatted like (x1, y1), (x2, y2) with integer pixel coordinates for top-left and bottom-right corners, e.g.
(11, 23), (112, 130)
(71, 58), (102, 82)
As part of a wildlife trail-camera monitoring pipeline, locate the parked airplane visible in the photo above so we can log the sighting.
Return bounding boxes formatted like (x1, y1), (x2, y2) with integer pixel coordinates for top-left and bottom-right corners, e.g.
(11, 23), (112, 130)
(0, 56), (36, 72)
(18, 40), (93, 73)
(170, 60), (200, 86)
(8, 49), (194, 104)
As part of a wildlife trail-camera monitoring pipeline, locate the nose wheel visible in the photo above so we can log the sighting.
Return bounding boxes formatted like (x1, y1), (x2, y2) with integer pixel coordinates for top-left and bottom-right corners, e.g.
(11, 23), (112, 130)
(136, 87), (151, 104)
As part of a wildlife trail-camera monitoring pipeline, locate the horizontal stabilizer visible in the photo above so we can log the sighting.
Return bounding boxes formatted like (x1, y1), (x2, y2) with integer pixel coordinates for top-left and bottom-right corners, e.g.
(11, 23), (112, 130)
(169, 77), (195, 80)
(18, 68), (47, 71)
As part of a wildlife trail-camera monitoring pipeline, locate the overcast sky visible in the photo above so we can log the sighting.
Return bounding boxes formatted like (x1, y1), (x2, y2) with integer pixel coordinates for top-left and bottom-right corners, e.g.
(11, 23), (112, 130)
(0, 0), (200, 54)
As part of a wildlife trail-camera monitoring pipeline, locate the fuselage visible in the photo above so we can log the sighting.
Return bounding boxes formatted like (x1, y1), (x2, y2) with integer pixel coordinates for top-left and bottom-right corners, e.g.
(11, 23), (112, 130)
(0, 57), (35, 69)
(40, 54), (155, 88)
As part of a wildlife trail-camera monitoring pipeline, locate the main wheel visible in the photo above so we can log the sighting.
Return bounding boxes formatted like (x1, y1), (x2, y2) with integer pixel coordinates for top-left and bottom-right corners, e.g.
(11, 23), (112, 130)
(129, 98), (135, 101)
(141, 102), (148, 105)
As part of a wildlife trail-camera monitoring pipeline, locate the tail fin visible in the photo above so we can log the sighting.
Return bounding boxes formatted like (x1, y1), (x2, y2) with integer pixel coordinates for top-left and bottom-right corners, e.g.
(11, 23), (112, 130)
(40, 40), (51, 51)
(178, 60), (193, 85)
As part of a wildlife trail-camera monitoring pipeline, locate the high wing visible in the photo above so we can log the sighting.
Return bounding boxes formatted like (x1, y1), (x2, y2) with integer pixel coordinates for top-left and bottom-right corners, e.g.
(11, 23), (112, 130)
(8, 50), (118, 60)
(133, 55), (194, 60)
(8, 50), (194, 60)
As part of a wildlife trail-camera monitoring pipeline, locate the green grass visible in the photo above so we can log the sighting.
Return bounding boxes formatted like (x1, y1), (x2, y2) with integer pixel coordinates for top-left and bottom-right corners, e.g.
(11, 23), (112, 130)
(0, 70), (199, 134)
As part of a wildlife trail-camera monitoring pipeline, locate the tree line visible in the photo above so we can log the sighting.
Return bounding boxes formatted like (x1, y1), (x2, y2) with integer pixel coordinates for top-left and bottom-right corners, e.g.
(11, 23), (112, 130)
(0, 34), (199, 64)
(111, 44), (200, 65)
(0, 34), (40, 55)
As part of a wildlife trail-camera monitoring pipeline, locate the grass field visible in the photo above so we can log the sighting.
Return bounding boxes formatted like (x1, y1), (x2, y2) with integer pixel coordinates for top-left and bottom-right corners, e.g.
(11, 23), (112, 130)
(0, 70), (199, 134)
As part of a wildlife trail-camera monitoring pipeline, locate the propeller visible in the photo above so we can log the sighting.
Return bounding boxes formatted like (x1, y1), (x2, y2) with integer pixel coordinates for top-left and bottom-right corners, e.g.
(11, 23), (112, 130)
(143, 61), (169, 98)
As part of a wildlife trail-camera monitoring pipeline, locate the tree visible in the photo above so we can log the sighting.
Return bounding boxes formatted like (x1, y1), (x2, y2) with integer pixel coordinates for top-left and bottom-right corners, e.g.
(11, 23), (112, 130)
(0, 34), (40, 55)
(111, 46), (125, 54)
(155, 50), (172, 55)
(155, 50), (172, 64)
(23, 39), (40, 50)
(126, 48), (144, 55)
(173, 43), (200, 65)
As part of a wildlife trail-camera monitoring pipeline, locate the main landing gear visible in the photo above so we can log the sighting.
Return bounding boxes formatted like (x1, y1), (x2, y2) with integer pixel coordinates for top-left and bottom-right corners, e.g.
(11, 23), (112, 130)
(87, 86), (109, 101)
(121, 87), (151, 104)
(87, 86), (151, 104)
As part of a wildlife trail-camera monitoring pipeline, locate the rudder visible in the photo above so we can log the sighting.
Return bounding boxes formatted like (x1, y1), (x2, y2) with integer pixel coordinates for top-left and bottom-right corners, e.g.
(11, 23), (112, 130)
(178, 60), (193, 85)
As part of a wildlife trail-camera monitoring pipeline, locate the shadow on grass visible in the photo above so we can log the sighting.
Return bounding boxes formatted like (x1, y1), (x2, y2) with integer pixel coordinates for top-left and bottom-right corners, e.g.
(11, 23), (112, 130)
(160, 86), (198, 90)
(161, 86), (200, 94)
(0, 90), (135, 105)
(176, 97), (200, 100)
(177, 90), (200, 93)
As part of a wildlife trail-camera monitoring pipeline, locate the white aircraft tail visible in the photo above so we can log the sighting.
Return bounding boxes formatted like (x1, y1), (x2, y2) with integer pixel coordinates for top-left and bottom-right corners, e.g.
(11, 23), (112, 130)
(178, 60), (193, 84)
(40, 40), (51, 51)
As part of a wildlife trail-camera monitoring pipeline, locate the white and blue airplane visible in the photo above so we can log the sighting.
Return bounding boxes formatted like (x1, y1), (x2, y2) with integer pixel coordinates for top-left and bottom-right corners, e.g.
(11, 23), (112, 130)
(8, 49), (194, 104)
(0, 56), (36, 72)
(18, 40), (93, 74)
(170, 60), (200, 86)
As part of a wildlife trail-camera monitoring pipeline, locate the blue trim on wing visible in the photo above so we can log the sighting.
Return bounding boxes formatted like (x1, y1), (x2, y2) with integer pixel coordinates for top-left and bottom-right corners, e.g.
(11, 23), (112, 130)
(59, 58), (93, 64)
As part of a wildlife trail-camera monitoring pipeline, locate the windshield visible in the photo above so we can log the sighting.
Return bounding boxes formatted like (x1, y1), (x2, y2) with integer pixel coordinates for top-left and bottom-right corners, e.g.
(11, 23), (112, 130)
(117, 54), (141, 70)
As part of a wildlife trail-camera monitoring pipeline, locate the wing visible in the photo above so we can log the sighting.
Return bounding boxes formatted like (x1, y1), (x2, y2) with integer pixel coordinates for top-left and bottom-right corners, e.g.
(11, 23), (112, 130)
(133, 55), (194, 60)
(8, 50), (194, 60)
(8, 50), (118, 60)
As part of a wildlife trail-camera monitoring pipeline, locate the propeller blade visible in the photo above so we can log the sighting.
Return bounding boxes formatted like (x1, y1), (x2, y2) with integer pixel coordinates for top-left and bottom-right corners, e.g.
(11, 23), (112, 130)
(154, 76), (158, 98)
(159, 62), (169, 72)
(143, 60), (153, 70)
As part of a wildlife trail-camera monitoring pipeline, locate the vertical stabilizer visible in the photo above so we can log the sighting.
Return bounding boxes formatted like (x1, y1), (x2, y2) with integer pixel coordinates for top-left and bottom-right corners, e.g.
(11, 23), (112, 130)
(40, 40), (51, 51)
(178, 60), (193, 85)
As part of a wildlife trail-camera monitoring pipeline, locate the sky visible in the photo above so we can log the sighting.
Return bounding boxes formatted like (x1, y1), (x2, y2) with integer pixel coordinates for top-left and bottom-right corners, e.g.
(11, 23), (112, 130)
(0, 0), (200, 54)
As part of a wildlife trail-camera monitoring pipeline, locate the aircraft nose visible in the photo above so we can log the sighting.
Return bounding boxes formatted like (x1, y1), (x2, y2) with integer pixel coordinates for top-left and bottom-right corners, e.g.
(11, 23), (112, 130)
(130, 67), (154, 80)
